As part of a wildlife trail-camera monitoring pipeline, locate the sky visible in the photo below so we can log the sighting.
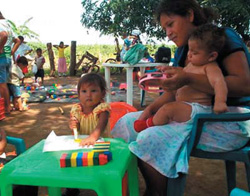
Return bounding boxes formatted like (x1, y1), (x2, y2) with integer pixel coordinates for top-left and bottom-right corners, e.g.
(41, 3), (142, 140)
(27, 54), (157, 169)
(1, 0), (118, 45)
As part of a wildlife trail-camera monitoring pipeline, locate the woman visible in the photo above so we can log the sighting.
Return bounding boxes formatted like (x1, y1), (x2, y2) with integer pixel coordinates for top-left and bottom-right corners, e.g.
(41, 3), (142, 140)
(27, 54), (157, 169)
(111, 0), (250, 195)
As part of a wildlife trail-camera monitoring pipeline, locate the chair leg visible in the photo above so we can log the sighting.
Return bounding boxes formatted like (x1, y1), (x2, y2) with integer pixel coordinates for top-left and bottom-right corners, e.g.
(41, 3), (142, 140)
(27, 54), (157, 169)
(167, 174), (187, 196)
(140, 90), (146, 107)
(245, 163), (250, 192)
(225, 161), (236, 196)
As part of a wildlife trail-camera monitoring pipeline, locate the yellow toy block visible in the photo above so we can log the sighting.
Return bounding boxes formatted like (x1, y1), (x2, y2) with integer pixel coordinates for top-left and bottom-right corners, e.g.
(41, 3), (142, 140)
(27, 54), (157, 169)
(71, 152), (78, 167)
(87, 151), (94, 166)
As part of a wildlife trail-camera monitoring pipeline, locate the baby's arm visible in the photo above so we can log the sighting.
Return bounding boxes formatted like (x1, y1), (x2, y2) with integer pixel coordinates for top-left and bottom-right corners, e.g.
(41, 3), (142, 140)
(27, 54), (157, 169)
(205, 63), (228, 114)
(0, 130), (7, 155)
(80, 111), (109, 146)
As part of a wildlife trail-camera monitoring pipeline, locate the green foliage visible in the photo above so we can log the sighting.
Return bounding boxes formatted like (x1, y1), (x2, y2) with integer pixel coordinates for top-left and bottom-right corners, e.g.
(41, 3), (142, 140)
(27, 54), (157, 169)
(198, 0), (250, 40)
(81, 0), (165, 39)
(81, 0), (249, 40)
(7, 18), (39, 41)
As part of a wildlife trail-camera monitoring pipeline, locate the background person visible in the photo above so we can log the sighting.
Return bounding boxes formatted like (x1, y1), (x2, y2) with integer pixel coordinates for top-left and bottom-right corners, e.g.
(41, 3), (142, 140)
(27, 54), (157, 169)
(111, 0), (250, 195)
(0, 11), (20, 114)
(53, 41), (69, 77)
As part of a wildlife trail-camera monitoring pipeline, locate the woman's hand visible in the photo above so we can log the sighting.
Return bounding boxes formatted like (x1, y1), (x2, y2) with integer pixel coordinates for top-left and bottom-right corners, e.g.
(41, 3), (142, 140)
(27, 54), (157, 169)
(157, 66), (189, 91)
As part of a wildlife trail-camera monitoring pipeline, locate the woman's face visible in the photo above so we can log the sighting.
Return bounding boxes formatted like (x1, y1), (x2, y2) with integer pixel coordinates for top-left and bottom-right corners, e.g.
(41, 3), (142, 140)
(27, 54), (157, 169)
(160, 12), (196, 47)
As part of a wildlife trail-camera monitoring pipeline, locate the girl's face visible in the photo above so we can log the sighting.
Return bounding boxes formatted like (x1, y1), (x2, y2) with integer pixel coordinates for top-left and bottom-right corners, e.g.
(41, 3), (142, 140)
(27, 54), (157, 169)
(36, 51), (42, 57)
(160, 12), (196, 47)
(187, 39), (212, 66)
(78, 83), (104, 110)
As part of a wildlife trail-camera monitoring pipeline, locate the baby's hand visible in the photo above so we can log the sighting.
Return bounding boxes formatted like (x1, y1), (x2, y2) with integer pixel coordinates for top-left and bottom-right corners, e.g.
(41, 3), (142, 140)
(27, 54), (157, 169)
(69, 115), (78, 130)
(213, 102), (228, 114)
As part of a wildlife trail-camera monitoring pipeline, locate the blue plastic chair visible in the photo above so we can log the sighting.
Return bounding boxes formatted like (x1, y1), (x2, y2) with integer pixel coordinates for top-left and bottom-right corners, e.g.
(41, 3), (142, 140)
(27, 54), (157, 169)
(230, 188), (250, 196)
(6, 136), (26, 155)
(167, 111), (250, 196)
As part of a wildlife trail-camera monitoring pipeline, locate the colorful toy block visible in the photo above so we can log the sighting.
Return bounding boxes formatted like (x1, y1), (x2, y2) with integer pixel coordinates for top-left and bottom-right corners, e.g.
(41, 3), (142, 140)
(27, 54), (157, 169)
(59, 151), (112, 168)
(93, 141), (110, 152)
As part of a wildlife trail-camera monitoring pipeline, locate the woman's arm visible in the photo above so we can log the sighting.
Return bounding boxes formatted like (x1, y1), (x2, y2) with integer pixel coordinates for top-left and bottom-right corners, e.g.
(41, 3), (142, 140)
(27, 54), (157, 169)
(139, 90), (175, 120)
(11, 37), (21, 55)
(79, 111), (109, 146)
(161, 51), (250, 97)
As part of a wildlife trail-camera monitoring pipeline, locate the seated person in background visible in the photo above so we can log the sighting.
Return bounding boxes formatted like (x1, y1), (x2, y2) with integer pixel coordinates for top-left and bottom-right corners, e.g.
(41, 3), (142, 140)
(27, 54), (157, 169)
(34, 48), (45, 85)
(0, 129), (38, 196)
(134, 24), (228, 132)
(7, 56), (28, 111)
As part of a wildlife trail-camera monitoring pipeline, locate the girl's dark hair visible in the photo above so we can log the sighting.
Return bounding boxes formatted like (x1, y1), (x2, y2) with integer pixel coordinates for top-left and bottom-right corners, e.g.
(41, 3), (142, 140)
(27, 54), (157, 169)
(36, 48), (42, 53)
(189, 24), (226, 53)
(77, 73), (107, 95)
(17, 56), (28, 66)
(59, 41), (64, 45)
(155, 0), (218, 26)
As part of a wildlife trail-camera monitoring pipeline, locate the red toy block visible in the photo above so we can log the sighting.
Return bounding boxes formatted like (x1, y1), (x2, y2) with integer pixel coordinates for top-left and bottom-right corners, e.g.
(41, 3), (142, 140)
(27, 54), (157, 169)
(82, 152), (88, 166)
(99, 154), (108, 165)
(60, 153), (68, 168)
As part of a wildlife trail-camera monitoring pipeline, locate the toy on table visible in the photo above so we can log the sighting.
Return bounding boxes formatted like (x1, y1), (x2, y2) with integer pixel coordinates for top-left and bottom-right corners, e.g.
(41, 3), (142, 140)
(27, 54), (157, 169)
(138, 72), (167, 93)
(73, 128), (81, 143)
(60, 142), (112, 168)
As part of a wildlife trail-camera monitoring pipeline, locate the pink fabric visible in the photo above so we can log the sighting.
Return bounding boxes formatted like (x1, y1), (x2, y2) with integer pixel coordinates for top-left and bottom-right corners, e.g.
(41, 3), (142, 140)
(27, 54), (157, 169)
(58, 57), (67, 73)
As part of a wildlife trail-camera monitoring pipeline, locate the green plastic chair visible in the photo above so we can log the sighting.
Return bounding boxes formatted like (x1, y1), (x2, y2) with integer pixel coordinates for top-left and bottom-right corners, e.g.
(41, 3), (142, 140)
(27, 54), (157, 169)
(167, 111), (250, 196)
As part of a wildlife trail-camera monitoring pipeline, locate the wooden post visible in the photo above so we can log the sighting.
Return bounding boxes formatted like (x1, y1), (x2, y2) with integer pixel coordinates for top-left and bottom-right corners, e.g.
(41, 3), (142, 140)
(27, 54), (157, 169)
(70, 41), (76, 76)
(46, 43), (55, 77)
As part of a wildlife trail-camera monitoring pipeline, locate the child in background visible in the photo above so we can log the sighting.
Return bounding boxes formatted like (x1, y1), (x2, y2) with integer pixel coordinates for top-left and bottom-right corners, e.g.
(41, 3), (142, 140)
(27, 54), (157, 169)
(69, 73), (111, 146)
(53, 41), (69, 77)
(34, 48), (45, 85)
(120, 33), (131, 62)
(134, 24), (228, 132)
(7, 56), (28, 111)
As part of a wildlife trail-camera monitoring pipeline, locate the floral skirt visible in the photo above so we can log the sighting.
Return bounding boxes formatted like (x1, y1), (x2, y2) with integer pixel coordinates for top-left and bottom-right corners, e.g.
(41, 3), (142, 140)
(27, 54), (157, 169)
(111, 104), (250, 178)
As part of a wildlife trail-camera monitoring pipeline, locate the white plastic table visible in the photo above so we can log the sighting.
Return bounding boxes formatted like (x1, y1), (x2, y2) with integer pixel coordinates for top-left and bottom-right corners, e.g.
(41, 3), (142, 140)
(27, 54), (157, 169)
(102, 62), (167, 106)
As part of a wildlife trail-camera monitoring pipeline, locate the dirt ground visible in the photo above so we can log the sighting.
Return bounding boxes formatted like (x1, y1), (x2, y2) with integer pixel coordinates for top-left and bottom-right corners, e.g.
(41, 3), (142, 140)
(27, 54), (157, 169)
(1, 72), (248, 196)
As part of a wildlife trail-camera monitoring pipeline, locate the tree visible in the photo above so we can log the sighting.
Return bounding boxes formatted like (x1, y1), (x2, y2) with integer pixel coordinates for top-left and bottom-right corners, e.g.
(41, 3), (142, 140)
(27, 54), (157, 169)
(198, 0), (250, 41)
(7, 17), (39, 41)
(81, 0), (249, 40)
(81, 0), (165, 39)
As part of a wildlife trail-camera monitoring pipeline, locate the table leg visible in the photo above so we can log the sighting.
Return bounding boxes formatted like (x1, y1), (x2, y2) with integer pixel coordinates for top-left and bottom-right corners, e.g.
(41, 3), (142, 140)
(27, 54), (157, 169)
(128, 154), (139, 196)
(48, 187), (61, 196)
(104, 67), (111, 103)
(126, 67), (133, 105)
(1, 184), (13, 196)
(140, 67), (146, 106)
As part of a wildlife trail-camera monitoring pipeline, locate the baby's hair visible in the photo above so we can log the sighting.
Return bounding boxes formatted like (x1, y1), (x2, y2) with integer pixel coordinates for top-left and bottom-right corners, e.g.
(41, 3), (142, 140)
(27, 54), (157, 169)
(77, 73), (107, 96)
(17, 56), (28, 66)
(36, 48), (42, 53)
(189, 24), (226, 53)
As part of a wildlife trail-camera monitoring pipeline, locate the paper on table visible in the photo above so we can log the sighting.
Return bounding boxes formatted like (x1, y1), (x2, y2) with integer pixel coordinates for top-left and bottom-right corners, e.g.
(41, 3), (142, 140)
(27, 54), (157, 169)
(43, 131), (103, 152)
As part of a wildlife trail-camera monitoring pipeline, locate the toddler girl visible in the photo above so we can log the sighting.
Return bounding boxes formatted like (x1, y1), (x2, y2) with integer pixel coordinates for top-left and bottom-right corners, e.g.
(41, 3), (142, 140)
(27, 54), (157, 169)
(69, 73), (110, 146)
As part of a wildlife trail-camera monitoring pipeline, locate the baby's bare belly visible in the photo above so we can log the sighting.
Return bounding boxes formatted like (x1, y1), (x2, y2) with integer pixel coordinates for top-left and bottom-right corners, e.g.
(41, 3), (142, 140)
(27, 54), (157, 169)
(175, 86), (212, 106)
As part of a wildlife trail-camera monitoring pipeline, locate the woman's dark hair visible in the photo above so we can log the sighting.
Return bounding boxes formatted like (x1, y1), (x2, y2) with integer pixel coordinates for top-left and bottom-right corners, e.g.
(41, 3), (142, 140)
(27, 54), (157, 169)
(16, 56), (28, 66)
(155, 0), (218, 26)
(189, 24), (226, 53)
(77, 73), (107, 96)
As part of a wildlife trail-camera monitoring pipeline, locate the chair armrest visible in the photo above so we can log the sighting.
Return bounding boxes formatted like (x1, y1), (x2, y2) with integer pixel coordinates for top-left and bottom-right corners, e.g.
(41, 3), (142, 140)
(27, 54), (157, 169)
(188, 112), (250, 154)
(6, 136), (26, 155)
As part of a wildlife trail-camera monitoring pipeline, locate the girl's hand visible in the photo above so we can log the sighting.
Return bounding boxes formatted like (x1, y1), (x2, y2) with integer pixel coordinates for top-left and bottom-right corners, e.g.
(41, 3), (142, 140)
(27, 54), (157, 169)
(79, 131), (99, 146)
(69, 115), (79, 130)
(138, 106), (154, 120)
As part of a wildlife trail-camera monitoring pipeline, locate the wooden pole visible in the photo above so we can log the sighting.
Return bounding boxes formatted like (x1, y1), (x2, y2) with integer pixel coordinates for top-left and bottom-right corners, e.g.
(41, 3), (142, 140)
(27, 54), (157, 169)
(70, 41), (76, 76)
(46, 43), (55, 77)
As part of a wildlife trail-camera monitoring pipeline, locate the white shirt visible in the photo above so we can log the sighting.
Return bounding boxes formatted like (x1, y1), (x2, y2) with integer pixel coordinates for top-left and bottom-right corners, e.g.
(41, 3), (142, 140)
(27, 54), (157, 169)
(8, 64), (24, 86)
